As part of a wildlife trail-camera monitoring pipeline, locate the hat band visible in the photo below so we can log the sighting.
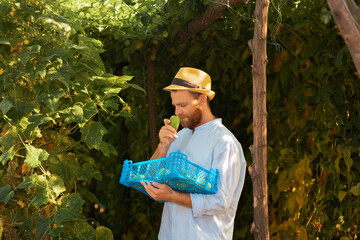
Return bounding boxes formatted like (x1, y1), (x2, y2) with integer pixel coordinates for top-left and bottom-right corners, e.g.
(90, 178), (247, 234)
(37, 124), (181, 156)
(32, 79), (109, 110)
(171, 78), (205, 89)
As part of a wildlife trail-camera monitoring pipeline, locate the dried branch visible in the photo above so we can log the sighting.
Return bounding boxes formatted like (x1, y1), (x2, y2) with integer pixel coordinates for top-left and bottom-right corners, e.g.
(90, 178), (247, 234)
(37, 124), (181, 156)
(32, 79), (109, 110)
(327, 0), (360, 77)
(178, 0), (243, 43)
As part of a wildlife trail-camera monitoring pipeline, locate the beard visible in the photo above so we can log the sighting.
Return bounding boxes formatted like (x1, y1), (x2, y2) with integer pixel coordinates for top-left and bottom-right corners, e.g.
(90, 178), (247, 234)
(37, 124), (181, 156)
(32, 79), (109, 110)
(181, 108), (202, 129)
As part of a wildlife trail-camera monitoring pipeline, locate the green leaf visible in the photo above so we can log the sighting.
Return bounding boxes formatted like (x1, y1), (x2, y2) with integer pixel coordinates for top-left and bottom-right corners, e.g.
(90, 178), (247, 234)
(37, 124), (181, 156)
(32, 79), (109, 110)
(0, 97), (14, 116)
(35, 83), (66, 111)
(48, 225), (64, 237)
(76, 162), (102, 183)
(91, 74), (134, 87)
(129, 83), (146, 94)
(276, 170), (290, 192)
(35, 216), (50, 240)
(0, 184), (15, 204)
(49, 175), (66, 197)
(73, 221), (96, 240)
(0, 38), (10, 45)
(100, 141), (117, 157)
(0, 145), (15, 165)
(20, 219), (33, 238)
(24, 145), (49, 168)
(81, 190), (100, 204)
(53, 208), (75, 224)
(30, 175), (50, 206)
(0, 128), (18, 150)
(80, 121), (107, 150)
(349, 183), (360, 196)
(26, 114), (55, 134)
(62, 102), (98, 127)
(65, 193), (85, 213)
(30, 45), (41, 54)
(96, 226), (114, 240)
(18, 49), (31, 65)
(7, 101), (35, 121)
(338, 190), (347, 202)
(49, 160), (75, 188)
(18, 174), (38, 191)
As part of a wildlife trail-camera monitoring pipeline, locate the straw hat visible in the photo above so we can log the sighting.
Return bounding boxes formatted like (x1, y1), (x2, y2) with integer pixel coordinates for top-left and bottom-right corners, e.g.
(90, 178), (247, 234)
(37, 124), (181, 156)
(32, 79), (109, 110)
(163, 67), (215, 100)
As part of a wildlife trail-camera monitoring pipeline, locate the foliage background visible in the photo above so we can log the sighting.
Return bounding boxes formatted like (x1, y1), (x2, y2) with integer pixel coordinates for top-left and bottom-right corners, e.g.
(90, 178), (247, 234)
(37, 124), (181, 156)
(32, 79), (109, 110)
(1, 0), (360, 239)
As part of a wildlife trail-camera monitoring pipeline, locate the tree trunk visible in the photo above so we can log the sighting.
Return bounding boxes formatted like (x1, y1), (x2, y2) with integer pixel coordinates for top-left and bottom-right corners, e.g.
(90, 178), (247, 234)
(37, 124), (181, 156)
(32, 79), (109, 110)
(327, 0), (360, 77)
(248, 0), (270, 239)
(147, 44), (158, 154)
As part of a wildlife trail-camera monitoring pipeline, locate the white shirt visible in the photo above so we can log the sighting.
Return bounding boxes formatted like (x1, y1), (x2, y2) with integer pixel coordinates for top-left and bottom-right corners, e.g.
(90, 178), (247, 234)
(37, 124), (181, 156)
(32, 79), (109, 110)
(158, 119), (246, 240)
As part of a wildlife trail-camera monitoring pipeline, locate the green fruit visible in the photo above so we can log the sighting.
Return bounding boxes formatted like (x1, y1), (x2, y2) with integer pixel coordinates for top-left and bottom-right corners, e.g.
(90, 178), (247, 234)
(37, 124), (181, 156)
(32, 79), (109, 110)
(169, 115), (180, 129)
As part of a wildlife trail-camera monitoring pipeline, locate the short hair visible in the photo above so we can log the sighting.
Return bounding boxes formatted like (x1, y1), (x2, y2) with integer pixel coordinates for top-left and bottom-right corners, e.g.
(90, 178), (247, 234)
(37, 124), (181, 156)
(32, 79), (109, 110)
(189, 91), (209, 105)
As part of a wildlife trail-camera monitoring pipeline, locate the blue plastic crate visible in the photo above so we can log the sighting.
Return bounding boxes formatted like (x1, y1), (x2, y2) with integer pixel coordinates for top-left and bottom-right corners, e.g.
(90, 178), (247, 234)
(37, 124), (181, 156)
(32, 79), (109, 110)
(119, 150), (218, 198)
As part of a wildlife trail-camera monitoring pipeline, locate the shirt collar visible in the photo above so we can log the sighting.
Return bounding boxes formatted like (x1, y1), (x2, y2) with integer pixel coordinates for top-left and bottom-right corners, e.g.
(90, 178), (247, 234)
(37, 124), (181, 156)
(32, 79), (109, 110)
(192, 118), (222, 132)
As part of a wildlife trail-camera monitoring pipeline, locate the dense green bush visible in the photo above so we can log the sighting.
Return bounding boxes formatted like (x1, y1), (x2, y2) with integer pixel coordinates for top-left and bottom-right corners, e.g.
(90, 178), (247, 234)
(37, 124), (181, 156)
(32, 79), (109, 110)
(0, 0), (141, 239)
(1, 0), (359, 239)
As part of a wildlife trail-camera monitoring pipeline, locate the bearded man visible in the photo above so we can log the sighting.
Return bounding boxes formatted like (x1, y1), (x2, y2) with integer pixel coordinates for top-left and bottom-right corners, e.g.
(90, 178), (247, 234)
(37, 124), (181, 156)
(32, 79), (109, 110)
(142, 67), (247, 240)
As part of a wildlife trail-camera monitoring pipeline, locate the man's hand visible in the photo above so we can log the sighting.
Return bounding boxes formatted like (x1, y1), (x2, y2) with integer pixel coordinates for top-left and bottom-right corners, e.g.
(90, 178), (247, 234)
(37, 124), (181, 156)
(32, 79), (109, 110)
(151, 119), (178, 160)
(159, 119), (178, 146)
(141, 182), (174, 202)
(141, 182), (192, 208)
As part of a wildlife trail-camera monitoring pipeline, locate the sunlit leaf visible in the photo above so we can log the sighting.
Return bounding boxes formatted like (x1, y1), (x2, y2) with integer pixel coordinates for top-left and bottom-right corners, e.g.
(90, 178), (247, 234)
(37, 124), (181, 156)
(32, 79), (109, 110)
(49, 175), (66, 197)
(62, 102), (98, 127)
(0, 145), (15, 165)
(0, 97), (14, 116)
(24, 145), (49, 168)
(80, 121), (107, 149)
(18, 174), (38, 191)
(30, 175), (49, 206)
(338, 190), (347, 202)
(30, 44), (41, 54)
(350, 183), (360, 196)
(0, 38), (10, 45)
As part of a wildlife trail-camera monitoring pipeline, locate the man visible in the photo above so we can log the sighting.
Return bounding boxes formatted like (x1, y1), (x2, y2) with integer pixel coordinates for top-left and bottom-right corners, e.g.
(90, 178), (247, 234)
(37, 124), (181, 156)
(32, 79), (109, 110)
(141, 67), (246, 240)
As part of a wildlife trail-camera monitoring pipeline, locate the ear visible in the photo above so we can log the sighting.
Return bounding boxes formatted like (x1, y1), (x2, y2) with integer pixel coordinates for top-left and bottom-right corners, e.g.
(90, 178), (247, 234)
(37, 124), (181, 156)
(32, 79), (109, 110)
(199, 94), (208, 104)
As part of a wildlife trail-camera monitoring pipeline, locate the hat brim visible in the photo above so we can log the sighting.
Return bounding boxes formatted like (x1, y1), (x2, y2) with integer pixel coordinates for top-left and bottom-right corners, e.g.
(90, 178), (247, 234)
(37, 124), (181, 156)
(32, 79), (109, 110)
(163, 85), (215, 100)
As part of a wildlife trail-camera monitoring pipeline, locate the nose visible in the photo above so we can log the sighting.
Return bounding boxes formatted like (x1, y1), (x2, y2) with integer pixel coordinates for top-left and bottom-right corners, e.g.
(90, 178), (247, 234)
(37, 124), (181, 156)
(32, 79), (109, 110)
(175, 107), (182, 117)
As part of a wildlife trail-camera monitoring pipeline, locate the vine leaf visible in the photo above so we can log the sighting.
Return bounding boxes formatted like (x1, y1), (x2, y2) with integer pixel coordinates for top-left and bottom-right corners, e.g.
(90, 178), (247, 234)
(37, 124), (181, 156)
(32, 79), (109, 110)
(0, 97), (14, 116)
(73, 221), (96, 239)
(24, 145), (49, 168)
(49, 175), (66, 197)
(0, 184), (15, 204)
(35, 83), (66, 111)
(80, 121), (107, 150)
(0, 145), (15, 165)
(62, 102), (98, 127)
(30, 175), (50, 206)
(35, 216), (50, 240)
(96, 226), (114, 240)
(18, 174), (38, 191)
(53, 193), (85, 224)
(350, 183), (360, 196)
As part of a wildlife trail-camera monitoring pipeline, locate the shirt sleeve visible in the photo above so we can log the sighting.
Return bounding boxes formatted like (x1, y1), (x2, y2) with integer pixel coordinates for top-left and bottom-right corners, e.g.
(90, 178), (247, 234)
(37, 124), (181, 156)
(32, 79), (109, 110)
(190, 134), (246, 217)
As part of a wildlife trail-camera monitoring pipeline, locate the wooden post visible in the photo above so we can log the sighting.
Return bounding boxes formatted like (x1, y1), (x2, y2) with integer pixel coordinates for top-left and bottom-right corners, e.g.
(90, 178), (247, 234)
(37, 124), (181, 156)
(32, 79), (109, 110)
(248, 0), (270, 239)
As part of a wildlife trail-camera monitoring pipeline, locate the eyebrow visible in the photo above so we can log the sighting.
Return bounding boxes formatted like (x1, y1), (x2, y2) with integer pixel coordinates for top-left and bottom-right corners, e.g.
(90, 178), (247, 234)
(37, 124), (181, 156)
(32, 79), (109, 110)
(172, 101), (188, 106)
